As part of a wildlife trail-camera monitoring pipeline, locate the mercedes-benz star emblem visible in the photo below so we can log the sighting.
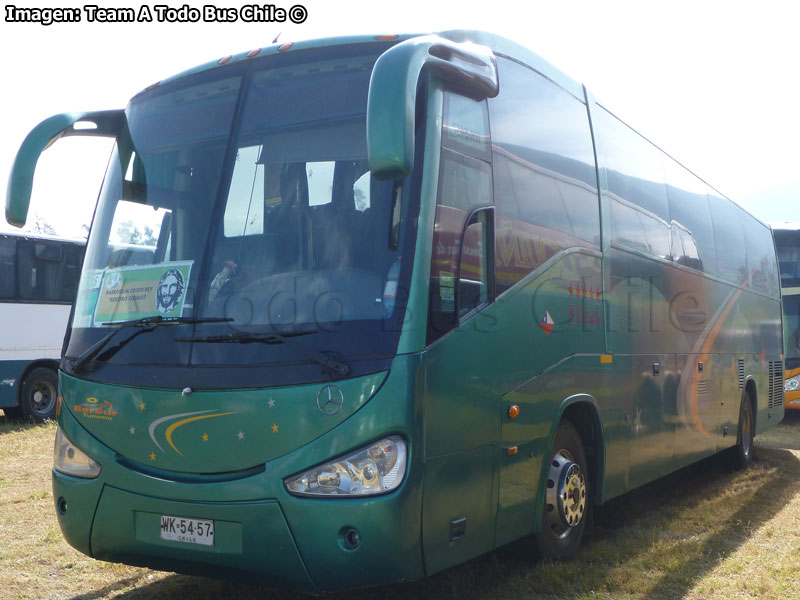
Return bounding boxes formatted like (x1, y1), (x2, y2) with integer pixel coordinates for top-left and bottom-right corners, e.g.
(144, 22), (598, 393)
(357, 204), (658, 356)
(317, 385), (345, 415)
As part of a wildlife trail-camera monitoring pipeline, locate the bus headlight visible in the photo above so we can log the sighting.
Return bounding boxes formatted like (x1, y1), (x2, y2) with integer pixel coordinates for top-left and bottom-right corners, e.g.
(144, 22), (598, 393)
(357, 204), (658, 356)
(285, 436), (407, 497)
(785, 376), (800, 392)
(53, 427), (101, 479)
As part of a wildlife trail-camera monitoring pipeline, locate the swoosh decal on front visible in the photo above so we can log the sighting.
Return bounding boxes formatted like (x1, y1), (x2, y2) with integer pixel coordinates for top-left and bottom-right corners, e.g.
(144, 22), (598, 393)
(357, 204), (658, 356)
(165, 412), (236, 455)
(148, 410), (216, 452)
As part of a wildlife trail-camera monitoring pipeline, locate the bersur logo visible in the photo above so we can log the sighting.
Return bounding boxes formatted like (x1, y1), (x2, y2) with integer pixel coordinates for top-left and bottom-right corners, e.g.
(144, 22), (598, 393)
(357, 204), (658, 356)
(74, 397), (118, 420)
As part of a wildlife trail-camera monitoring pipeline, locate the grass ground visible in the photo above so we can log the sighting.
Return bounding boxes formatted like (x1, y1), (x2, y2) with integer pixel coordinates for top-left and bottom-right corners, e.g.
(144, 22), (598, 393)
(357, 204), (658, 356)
(2, 410), (799, 599)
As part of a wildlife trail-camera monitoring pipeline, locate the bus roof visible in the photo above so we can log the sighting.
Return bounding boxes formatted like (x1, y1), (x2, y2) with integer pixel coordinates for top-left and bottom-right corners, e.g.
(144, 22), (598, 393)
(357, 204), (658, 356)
(130, 29), (768, 233)
(133, 30), (584, 101)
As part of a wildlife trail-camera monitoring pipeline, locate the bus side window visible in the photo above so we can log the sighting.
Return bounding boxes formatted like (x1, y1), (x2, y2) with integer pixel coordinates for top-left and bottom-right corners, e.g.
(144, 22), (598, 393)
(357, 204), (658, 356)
(428, 92), (492, 344)
(663, 155), (717, 274)
(0, 237), (16, 299)
(488, 57), (599, 296)
(743, 216), (779, 297)
(594, 106), (672, 260)
(709, 192), (747, 285)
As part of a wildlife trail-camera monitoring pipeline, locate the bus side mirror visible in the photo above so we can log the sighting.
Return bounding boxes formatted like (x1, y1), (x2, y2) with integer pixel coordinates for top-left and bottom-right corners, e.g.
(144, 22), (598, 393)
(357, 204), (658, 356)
(367, 35), (498, 181)
(6, 109), (124, 228)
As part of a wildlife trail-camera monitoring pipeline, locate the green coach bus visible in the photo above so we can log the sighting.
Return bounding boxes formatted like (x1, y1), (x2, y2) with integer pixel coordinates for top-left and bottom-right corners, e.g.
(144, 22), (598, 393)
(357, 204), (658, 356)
(6, 31), (783, 591)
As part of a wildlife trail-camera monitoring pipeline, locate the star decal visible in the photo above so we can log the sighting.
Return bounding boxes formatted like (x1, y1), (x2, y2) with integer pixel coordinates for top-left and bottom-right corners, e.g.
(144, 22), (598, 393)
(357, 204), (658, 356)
(237, 431), (245, 440)
(271, 424), (279, 433)
(268, 398), (275, 408)
(202, 432), (208, 442)
(149, 452), (156, 461)
(139, 402), (146, 411)
(129, 426), (136, 435)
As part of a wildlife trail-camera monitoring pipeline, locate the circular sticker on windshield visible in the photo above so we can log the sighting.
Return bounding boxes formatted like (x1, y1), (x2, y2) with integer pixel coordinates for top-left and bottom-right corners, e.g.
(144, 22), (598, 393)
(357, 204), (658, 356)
(157, 268), (185, 315)
(104, 271), (122, 289)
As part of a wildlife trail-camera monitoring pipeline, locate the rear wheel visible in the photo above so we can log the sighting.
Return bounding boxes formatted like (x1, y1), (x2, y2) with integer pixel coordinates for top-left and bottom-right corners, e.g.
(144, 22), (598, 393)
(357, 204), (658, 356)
(20, 367), (58, 421)
(535, 419), (589, 560)
(730, 392), (755, 469)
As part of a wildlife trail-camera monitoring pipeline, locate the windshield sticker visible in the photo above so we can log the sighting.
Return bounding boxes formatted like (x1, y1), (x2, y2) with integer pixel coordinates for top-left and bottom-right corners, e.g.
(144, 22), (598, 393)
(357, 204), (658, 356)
(439, 270), (455, 312)
(73, 269), (105, 328)
(94, 261), (193, 325)
(208, 260), (237, 303)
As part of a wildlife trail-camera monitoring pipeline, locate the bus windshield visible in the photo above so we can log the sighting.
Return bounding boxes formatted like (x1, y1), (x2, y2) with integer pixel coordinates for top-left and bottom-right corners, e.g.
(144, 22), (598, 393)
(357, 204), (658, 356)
(65, 48), (416, 387)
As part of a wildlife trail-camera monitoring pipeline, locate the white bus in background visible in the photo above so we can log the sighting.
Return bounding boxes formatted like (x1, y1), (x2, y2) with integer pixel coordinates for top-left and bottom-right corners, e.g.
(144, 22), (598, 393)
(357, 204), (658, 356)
(0, 232), (85, 420)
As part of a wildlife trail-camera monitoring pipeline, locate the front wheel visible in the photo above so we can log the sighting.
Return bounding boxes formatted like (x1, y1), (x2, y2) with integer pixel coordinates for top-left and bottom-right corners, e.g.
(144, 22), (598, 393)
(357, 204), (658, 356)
(535, 419), (589, 560)
(20, 367), (58, 421)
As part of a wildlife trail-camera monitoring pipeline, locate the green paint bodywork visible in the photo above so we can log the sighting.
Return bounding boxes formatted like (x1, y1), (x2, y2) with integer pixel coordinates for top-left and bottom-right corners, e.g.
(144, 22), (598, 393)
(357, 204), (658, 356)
(55, 353), (426, 592)
(60, 371), (387, 473)
(31, 29), (783, 592)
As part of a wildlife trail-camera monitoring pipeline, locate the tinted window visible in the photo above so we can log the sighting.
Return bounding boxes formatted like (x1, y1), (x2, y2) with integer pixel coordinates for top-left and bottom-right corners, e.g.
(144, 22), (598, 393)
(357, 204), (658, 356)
(744, 217), (779, 296)
(0, 237), (16, 299)
(662, 156), (717, 274)
(774, 230), (800, 287)
(489, 58), (599, 295)
(429, 148), (493, 339)
(16, 240), (83, 302)
(442, 92), (491, 159)
(595, 107), (671, 259)
(429, 92), (493, 342)
(708, 192), (747, 284)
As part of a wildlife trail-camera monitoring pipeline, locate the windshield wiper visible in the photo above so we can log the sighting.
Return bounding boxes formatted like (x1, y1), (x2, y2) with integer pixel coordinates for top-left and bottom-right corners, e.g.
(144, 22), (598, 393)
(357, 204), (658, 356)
(176, 329), (350, 378)
(68, 316), (233, 374)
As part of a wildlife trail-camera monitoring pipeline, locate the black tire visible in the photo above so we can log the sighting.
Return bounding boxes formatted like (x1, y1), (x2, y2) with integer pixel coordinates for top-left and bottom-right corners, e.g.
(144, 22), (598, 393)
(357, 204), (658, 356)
(20, 367), (58, 421)
(730, 392), (755, 469)
(535, 419), (589, 560)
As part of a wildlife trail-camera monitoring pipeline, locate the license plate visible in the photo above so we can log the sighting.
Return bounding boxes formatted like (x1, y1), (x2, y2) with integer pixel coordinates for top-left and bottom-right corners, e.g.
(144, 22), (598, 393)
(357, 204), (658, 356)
(160, 514), (214, 547)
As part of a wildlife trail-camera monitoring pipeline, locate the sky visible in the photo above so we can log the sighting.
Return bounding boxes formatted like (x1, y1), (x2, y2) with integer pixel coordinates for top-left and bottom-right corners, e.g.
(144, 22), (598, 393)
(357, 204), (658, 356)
(1, 0), (798, 239)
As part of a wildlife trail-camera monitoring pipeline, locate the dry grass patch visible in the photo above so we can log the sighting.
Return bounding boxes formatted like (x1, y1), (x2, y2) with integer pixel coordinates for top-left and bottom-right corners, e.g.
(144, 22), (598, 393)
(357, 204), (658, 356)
(1, 410), (799, 599)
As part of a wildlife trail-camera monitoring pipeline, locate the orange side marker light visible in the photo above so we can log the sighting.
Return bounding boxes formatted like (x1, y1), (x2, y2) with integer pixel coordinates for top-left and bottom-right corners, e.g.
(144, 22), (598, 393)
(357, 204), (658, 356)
(507, 405), (520, 419)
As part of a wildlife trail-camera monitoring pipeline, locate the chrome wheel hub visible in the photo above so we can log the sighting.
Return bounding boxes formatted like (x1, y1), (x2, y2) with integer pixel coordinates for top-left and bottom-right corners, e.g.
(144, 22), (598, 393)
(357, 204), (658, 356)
(742, 406), (752, 457)
(32, 382), (56, 413)
(545, 449), (587, 538)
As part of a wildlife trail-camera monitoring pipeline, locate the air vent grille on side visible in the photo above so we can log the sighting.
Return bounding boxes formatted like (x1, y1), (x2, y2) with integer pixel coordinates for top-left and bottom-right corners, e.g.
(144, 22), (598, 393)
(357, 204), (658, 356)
(768, 361), (784, 409)
(738, 359), (745, 390)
